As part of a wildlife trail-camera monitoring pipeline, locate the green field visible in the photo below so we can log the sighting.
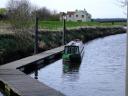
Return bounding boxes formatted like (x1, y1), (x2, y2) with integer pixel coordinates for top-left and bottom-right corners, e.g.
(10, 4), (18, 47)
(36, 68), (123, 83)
(0, 20), (126, 31)
(39, 21), (126, 30)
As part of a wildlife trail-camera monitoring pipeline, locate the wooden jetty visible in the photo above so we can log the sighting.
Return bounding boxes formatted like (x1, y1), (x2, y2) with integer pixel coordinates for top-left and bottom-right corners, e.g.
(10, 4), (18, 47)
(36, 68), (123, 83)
(0, 46), (64, 69)
(0, 46), (65, 96)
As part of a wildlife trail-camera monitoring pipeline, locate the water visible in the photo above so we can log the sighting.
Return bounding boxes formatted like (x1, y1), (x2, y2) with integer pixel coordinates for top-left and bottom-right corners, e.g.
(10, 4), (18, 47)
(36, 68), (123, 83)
(0, 92), (3, 96)
(31, 34), (126, 96)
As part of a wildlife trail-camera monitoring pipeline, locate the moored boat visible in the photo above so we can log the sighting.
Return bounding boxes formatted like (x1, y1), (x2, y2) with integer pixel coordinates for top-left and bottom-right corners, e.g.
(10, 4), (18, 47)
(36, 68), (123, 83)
(62, 39), (84, 63)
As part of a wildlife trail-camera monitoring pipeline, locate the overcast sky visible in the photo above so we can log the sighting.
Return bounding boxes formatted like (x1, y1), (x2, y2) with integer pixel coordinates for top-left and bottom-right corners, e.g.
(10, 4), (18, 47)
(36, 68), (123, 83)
(0, 0), (126, 18)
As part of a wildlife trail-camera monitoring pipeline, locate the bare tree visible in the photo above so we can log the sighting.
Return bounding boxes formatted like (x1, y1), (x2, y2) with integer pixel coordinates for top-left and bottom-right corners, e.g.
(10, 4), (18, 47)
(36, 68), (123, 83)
(7, 0), (35, 49)
(7, 0), (34, 28)
(117, 0), (127, 15)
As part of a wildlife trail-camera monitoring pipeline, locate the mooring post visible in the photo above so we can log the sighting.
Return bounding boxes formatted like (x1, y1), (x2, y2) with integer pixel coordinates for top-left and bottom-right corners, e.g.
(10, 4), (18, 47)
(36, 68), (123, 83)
(63, 18), (66, 45)
(34, 16), (39, 54)
(34, 15), (39, 79)
(63, 13), (66, 45)
(34, 69), (38, 79)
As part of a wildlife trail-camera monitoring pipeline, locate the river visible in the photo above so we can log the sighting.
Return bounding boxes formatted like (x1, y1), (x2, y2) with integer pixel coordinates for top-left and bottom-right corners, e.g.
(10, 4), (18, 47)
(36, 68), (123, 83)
(0, 92), (3, 96)
(31, 34), (126, 96)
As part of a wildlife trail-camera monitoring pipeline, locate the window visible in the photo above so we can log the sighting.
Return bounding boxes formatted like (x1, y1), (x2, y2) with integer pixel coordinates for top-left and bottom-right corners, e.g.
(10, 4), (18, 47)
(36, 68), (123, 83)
(65, 46), (79, 54)
(76, 15), (78, 17)
(69, 15), (71, 17)
(82, 15), (84, 18)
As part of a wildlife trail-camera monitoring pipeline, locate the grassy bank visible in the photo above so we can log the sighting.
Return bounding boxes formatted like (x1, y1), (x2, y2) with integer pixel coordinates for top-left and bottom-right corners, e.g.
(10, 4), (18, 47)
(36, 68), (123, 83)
(0, 34), (34, 64)
(39, 27), (126, 50)
(39, 21), (126, 30)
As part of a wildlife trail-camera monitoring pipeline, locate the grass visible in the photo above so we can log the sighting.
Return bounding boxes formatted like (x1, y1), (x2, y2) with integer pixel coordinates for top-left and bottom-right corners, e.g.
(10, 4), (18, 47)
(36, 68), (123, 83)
(39, 21), (126, 30)
(39, 21), (63, 30)
(0, 20), (126, 31)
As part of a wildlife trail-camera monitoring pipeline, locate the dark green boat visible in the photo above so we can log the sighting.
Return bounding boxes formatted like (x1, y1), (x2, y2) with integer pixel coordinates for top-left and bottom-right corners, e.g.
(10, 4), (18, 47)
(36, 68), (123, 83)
(62, 40), (84, 63)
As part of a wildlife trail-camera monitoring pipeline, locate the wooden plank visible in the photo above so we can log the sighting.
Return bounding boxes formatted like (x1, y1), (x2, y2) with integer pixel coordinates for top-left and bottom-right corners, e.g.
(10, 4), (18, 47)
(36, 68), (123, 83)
(0, 69), (64, 96)
(0, 69), (23, 75)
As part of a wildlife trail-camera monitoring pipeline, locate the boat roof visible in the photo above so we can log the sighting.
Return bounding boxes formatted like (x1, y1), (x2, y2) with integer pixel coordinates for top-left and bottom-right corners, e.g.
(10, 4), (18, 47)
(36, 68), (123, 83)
(66, 40), (83, 47)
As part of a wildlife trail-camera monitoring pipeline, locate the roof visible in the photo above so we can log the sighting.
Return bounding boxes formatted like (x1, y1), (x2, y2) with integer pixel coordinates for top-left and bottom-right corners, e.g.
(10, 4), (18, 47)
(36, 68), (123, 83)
(67, 11), (75, 15)
(60, 9), (91, 17)
(67, 40), (83, 47)
(60, 12), (66, 16)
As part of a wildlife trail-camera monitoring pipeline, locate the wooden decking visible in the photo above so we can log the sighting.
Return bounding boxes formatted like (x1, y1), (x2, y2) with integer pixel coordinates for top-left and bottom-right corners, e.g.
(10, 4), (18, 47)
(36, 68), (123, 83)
(0, 46), (65, 96)
(0, 69), (64, 96)
(0, 46), (64, 69)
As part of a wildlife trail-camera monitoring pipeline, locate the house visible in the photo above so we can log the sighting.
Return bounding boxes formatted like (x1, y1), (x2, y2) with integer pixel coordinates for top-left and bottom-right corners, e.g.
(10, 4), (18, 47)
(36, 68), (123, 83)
(60, 9), (91, 22)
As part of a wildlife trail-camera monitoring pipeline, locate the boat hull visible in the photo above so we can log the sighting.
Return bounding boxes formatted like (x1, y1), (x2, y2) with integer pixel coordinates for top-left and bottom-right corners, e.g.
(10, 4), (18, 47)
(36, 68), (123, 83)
(62, 54), (81, 63)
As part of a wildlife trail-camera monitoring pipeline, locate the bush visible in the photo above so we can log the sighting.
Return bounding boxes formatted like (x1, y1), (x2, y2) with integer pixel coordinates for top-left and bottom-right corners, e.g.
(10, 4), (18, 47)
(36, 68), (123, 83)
(0, 34), (34, 65)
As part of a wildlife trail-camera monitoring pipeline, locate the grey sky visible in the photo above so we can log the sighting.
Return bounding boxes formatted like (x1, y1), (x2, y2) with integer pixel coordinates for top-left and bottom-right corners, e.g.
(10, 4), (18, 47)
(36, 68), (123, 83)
(0, 0), (126, 18)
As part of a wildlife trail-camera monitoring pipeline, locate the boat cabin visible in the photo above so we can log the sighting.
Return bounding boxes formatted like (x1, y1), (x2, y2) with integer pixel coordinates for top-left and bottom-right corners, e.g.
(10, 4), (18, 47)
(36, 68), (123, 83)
(62, 40), (84, 63)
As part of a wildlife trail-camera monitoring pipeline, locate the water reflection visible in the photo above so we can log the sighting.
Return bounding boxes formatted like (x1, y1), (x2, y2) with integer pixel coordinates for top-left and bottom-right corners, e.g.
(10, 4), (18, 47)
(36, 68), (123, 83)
(0, 92), (3, 96)
(62, 62), (81, 82)
(63, 62), (81, 73)
(34, 70), (38, 79)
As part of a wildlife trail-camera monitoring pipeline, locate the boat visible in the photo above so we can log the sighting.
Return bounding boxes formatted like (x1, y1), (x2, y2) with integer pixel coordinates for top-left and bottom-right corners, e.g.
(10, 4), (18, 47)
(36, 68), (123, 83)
(62, 39), (84, 63)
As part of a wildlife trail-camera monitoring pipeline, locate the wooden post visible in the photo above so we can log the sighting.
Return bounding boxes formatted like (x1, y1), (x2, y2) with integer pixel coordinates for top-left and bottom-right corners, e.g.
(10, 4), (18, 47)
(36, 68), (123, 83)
(34, 16), (39, 79)
(34, 16), (39, 54)
(63, 18), (66, 45)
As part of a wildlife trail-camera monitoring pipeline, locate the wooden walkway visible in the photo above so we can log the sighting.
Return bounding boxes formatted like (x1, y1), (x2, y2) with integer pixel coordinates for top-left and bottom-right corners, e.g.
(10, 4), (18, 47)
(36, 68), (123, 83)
(0, 46), (65, 96)
(0, 46), (64, 69)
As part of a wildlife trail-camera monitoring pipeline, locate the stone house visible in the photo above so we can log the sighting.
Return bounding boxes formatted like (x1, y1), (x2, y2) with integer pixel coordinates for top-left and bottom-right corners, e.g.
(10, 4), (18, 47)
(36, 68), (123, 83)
(60, 9), (91, 22)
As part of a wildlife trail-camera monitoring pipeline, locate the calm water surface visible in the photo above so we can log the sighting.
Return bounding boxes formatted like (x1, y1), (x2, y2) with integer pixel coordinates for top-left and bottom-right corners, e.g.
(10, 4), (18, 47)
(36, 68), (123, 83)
(31, 34), (126, 96)
(0, 92), (3, 96)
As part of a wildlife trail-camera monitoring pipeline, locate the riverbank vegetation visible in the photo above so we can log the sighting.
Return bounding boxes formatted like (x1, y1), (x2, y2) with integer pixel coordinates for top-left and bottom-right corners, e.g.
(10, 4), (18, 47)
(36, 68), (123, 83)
(0, 34), (34, 64)
(0, 0), (35, 64)
(0, 27), (125, 65)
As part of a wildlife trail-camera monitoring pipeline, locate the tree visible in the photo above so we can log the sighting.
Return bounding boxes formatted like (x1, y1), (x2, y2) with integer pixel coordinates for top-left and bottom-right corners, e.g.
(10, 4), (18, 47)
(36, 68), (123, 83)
(0, 8), (7, 14)
(36, 7), (51, 20)
(7, 0), (35, 50)
(0, 8), (8, 20)
(35, 7), (59, 21)
(117, 0), (127, 15)
(7, 0), (34, 29)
